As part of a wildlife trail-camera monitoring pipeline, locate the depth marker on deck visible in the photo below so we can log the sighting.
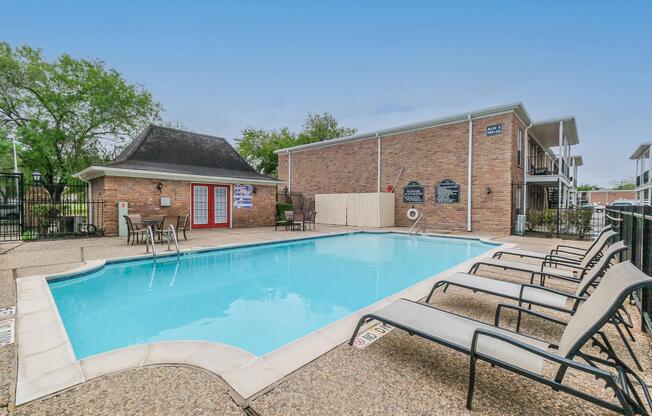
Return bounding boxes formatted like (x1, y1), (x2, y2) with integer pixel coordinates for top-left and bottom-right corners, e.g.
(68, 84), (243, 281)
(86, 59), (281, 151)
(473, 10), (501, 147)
(352, 322), (394, 349)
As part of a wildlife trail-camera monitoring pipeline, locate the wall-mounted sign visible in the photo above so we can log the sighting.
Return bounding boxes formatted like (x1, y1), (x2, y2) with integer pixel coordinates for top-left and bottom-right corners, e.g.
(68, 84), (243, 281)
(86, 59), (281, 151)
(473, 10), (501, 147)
(486, 124), (503, 136)
(436, 179), (460, 203)
(234, 184), (253, 208)
(403, 181), (424, 204)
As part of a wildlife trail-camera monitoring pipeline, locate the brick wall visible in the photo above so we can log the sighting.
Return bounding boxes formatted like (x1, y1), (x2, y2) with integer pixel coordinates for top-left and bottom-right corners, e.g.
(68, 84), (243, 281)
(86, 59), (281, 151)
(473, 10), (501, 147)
(278, 112), (521, 234)
(587, 190), (636, 206)
(92, 176), (276, 236)
(233, 185), (276, 227)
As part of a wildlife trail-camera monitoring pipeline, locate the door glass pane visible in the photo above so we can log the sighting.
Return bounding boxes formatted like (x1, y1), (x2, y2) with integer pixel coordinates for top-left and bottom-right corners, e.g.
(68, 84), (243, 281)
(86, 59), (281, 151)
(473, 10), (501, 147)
(214, 187), (228, 224)
(194, 186), (208, 224)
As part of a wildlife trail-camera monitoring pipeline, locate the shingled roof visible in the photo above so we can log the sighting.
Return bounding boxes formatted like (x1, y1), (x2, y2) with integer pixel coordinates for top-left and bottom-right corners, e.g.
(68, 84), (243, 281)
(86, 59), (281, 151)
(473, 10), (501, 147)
(75, 125), (280, 184)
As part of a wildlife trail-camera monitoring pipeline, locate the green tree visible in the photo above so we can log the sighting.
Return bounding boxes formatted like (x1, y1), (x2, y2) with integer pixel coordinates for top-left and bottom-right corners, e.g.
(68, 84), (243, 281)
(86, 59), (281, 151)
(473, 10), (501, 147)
(236, 112), (357, 176)
(611, 179), (635, 190)
(576, 184), (600, 191)
(0, 42), (161, 200)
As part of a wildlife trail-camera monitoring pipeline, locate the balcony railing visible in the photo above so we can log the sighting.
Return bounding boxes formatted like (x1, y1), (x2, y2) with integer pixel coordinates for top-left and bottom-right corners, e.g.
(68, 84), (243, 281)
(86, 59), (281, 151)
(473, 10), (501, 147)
(527, 155), (571, 181)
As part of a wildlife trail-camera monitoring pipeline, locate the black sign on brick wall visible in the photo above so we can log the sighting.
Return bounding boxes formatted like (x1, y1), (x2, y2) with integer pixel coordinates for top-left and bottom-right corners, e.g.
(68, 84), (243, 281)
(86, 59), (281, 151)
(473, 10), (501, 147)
(486, 124), (503, 136)
(403, 181), (424, 203)
(436, 179), (460, 203)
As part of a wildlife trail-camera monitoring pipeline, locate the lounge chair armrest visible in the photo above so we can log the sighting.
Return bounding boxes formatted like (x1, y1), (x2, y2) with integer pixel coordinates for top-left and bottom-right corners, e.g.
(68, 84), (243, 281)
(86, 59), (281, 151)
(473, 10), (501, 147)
(470, 329), (613, 379)
(553, 244), (586, 253)
(518, 284), (587, 303)
(542, 256), (587, 269)
(551, 248), (584, 258)
(494, 303), (568, 328)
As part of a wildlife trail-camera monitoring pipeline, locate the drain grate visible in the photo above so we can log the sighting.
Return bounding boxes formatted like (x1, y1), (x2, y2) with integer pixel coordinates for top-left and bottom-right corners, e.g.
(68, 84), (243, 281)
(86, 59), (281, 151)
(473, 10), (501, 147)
(0, 306), (15, 319)
(0, 319), (14, 347)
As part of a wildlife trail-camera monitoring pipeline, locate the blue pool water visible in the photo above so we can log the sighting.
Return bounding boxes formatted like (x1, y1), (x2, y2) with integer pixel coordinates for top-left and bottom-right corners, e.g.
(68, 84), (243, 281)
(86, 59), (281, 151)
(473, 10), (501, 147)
(49, 232), (495, 359)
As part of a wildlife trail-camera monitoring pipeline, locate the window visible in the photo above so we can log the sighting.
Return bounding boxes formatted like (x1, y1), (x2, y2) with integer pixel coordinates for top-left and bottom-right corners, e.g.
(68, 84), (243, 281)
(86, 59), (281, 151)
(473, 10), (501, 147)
(517, 128), (523, 166)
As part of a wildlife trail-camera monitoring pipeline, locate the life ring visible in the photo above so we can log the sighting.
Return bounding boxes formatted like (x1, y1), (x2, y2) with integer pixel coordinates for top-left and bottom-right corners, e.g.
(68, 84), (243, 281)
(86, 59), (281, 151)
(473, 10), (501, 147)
(386, 184), (394, 193)
(406, 208), (419, 221)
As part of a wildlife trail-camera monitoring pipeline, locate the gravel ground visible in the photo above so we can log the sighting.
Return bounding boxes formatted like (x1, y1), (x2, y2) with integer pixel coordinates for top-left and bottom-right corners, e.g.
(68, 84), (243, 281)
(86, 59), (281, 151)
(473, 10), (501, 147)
(0, 230), (649, 415)
(15, 366), (243, 416)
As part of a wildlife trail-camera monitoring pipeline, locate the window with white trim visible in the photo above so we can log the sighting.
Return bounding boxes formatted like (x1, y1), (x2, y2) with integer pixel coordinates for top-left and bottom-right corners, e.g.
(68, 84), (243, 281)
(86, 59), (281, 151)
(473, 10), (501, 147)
(517, 128), (523, 166)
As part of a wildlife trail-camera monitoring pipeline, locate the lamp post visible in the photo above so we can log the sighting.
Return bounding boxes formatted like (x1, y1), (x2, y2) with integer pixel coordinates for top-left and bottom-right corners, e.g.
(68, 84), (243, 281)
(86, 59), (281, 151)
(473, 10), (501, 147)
(32, 170), (41, 185)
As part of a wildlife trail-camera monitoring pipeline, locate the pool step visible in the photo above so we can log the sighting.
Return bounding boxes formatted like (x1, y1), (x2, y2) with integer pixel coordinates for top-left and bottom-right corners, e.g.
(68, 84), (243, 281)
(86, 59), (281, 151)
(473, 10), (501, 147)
(0, 318), (14, 347)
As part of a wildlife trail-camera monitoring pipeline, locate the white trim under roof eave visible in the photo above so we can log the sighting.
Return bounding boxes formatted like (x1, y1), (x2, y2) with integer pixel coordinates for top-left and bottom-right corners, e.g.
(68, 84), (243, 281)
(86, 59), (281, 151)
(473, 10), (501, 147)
(73, 166), (283, 186)
(274, 102), (531, 154)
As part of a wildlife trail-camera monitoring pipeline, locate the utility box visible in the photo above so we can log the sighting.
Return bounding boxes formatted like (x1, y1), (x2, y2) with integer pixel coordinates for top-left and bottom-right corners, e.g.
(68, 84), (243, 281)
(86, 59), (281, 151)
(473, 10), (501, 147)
(118, 201), (129, 237)
(160, 196), (171, 207)
(516, 214), (526, 236)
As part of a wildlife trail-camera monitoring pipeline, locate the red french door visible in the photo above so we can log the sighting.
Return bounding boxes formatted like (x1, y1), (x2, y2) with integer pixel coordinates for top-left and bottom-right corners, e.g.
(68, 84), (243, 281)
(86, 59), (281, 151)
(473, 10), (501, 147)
(191, 184), (230, 228)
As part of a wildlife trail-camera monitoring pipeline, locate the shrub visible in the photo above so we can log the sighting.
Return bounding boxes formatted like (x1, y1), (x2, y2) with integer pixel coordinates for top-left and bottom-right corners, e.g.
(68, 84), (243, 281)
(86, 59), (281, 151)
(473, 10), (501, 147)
(276, 203), (293, 219)
(542, 209), (559, 236)
(526, 210), (543, 231)
(567, 208), (593, 239)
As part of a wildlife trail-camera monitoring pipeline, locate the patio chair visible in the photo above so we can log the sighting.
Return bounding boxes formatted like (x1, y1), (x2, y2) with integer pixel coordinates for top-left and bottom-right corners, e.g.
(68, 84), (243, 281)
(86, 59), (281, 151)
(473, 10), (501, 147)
(153, 215), (181, 242)
(177, 213), (190, 240)
(492, 225), (615, 263)
(124, 215), (147, 245)
(302, 211), (317, 231)
(469, 230), (620, 285)
(349, 261), (652, 414)
(284, 210), (300, 231)
(275, 212), (290, 231)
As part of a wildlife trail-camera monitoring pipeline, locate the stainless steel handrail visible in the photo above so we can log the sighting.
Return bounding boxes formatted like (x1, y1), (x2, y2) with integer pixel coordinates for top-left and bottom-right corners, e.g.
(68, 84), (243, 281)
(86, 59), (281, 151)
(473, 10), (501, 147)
(167, 224), (180, 257)
(145, 225), (157, 260)
(409, 213), (424, 235)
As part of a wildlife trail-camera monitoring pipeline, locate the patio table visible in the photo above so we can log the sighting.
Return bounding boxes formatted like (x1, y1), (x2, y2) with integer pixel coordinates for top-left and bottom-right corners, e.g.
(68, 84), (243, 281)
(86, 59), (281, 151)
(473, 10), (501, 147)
(141, 218), (163, 230)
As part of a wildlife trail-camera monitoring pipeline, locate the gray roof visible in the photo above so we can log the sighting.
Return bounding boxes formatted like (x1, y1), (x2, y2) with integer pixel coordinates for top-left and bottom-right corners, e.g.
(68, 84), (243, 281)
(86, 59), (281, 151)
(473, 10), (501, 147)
(102, 125), (277, 182)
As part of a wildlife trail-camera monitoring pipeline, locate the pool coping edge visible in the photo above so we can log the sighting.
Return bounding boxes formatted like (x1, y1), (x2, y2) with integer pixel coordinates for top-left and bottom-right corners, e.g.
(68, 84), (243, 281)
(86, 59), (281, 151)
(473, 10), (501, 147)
(13, 230), (511, 407)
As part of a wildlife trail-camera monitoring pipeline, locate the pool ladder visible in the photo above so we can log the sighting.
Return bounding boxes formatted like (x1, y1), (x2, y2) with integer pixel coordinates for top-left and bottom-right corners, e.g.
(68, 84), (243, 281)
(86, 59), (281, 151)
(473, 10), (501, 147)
(145, 225), (157, 261)
(409, 213), (426, 235)
(166, 224), (181, 258)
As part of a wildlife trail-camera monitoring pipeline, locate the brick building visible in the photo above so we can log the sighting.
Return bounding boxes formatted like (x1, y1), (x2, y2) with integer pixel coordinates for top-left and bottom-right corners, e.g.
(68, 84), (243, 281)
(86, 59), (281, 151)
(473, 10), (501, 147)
(275, 103), (582, 234)
(75, 125), (280, 236)
(579, 190), (637, 207)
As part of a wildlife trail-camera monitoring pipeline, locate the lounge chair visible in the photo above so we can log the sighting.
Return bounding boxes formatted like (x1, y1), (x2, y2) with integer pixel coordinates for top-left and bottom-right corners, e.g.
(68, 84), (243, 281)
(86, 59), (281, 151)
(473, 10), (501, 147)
(349, 261), (652, 414)
(469, 230), (620, 285)
(427, 241), (643, 370)
(493, 225), (614, 263)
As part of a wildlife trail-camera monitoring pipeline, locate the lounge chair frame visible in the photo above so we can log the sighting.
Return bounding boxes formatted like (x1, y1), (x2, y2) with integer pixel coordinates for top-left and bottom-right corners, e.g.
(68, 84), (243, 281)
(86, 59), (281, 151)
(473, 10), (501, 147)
(349, 263), (652, 415)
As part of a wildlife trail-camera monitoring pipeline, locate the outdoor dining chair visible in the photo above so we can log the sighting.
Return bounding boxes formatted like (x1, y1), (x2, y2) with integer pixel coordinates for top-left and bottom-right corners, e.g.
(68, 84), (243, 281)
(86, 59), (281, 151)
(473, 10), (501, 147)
(177, 213), (190, 240)
(153, 215), (181, 242)
(124, 215), (147, 245)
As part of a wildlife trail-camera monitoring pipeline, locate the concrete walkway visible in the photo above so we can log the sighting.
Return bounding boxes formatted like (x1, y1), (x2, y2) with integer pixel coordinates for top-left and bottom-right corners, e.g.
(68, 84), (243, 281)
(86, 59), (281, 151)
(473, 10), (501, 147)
(0, 227), (649, 415)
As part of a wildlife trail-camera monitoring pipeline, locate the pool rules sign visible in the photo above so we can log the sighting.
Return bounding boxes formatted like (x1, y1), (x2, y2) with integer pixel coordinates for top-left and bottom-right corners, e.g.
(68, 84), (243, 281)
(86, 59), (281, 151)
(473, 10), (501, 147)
(403, 181), (425, 204)
(234, 185), (253, 208)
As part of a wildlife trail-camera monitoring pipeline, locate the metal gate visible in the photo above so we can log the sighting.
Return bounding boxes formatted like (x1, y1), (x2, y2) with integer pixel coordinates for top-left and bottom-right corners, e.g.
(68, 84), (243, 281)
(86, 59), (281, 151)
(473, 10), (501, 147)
(0, 172), (23, 241)
(0, 172), (104, 241)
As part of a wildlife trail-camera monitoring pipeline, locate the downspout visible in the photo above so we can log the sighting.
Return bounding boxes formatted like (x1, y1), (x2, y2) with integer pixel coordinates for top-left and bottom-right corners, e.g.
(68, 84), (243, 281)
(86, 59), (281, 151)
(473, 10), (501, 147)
(376, 133), (381, 193)
(287, 151), (292, 194)
(523, 123), (532, 214)
(467, 114), (473, 232)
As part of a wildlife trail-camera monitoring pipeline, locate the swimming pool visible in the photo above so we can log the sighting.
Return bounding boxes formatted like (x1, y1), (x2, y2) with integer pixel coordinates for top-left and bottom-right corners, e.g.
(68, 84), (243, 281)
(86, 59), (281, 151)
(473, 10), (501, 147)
(49, 232), (496, 359)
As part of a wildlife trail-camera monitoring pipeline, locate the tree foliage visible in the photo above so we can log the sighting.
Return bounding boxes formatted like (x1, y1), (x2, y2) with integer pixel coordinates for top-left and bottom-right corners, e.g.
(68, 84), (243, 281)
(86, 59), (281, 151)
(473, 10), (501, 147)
(0, 42), (161, 199)
(611, 178), (635, 190)
(576, 184), (600, 191)
(236, 113), (356, 176)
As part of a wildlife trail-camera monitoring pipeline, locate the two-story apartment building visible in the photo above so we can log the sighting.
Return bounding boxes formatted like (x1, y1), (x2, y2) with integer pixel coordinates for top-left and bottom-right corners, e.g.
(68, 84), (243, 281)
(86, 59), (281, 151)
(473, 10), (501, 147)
(275, 103), (582, 234)
(630, 143), (651, 204)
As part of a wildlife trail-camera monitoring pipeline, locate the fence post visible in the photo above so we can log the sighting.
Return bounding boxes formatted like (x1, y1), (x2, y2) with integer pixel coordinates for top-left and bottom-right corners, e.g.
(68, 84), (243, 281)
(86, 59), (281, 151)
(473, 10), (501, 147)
(556, 207), (560, 238)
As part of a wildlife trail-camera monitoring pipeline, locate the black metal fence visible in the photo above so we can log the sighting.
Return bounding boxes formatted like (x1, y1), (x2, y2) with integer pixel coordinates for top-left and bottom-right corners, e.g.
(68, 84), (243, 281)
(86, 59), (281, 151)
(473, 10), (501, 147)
(0, 172), (104, 241)
(525, 207), (605, 239)
(606, 205), (652, 333)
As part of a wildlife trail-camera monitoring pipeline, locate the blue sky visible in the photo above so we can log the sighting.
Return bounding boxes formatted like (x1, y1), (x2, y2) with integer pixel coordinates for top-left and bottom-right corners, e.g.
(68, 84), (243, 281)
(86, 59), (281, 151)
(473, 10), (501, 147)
(3, 0), (651, 186)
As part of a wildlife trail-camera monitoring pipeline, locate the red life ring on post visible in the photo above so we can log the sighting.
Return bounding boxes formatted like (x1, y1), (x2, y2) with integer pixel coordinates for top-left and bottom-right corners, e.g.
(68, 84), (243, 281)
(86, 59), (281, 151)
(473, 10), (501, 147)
(407, 208), (419, 221)
(386, 184), (394, 193)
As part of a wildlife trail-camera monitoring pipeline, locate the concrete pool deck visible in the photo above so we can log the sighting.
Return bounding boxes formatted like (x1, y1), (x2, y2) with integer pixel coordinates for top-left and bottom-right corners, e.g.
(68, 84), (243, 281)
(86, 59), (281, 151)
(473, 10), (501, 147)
(1, 226), (651, 415)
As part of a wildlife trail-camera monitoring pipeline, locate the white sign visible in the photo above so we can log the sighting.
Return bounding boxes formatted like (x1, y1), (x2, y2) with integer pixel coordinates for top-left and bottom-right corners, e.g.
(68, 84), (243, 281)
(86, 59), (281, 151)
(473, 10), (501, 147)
(234, 185), (253, 209)
(351, 323), (394, 349)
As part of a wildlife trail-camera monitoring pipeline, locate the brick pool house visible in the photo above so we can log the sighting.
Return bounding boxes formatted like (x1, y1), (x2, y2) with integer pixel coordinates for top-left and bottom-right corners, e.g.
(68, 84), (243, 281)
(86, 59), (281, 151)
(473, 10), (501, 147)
(275, 103), (583, 234)
(74, 125), (281, 236)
